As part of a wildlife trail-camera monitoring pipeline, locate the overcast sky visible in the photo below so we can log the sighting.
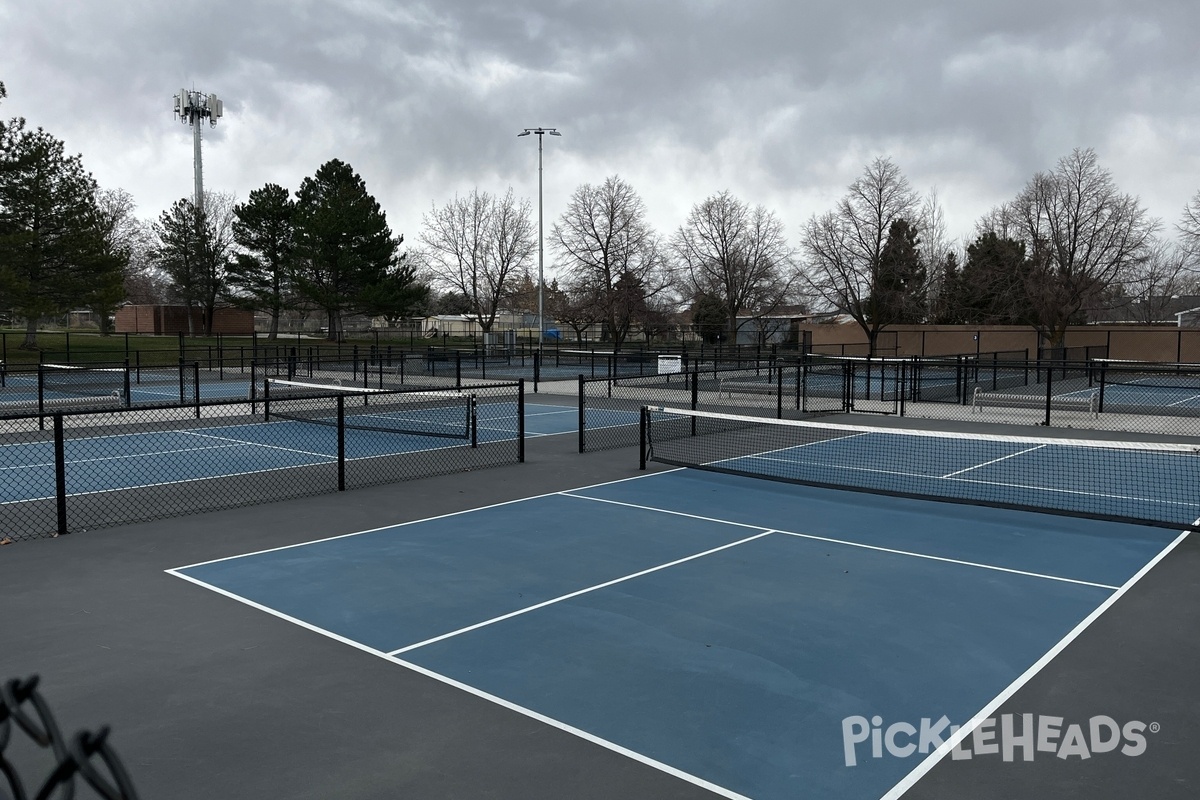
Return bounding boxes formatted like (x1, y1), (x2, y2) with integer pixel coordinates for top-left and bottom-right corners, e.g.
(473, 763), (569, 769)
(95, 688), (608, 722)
(3, 0), (1199, 266)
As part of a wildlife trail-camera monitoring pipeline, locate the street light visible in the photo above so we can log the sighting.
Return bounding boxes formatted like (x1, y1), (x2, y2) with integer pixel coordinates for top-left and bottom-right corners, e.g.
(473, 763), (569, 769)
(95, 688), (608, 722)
(517, 127), (561, 354)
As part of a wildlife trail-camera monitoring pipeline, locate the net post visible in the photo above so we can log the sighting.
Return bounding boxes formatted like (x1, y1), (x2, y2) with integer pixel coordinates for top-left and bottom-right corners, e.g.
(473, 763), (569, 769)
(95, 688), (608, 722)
(690, 363), (699, 412)
(263, 376), (272, 422)
(776, 359), (784, 419)
(1044, 361), (1053, 426)
(37, 363), (46, 421)
(470, 395), (478, 448)
(577, 374), (586, 453)
(1098, 363), (1107, 413)
(249, 360), (258, 415)
(337, 395), (346, 491)
(123, 359), (132, 407)
(794, 360), (802, 411)
(193, 362), (201, 418)
(54, 413), (68, 536)
(639, 406), (647, 470)
(363, 359), (369, 390)
(842, 361), (852, 413)
(517, 379), (526, 463)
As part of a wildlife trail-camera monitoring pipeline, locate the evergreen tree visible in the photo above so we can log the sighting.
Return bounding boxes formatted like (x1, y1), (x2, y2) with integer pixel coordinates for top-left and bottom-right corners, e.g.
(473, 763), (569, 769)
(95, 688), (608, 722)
(151, 199), (204, 334)
(869, 218), (926, 325)
(291, 159), (403, 340)
(230, 183), (295, 339)
(0, 123), (122, 348)
(691, 292), (728, 344)
(959, 231), (1036, 324)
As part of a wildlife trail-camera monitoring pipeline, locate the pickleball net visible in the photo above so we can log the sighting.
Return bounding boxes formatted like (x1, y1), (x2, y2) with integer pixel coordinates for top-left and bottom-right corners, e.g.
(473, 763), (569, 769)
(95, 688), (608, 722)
(36, 364), (127, 409)
(263, 379), (476, 441)
(640, 405), (1200, 531)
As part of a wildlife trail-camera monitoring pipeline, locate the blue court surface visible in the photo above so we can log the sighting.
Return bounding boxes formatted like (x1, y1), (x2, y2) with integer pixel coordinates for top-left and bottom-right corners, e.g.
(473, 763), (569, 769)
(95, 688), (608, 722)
(168, 468), (1184, 800)
(0, 402), (603, 502)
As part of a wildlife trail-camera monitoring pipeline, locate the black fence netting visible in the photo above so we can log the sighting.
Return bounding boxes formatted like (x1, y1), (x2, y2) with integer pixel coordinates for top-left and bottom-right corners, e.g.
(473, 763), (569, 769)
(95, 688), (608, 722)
(1, 675), (140, 800)
(578, 360), (844, 452)
(0, 382), (524, 543)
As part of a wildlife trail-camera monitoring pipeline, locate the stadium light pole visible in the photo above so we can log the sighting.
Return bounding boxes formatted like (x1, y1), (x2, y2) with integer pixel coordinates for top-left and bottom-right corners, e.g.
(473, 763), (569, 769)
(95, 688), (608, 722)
(517, 127), (561, 355)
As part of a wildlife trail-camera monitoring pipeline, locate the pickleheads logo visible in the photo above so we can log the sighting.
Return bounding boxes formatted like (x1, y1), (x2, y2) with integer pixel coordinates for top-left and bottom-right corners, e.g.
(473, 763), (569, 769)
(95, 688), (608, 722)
(841, 714), (1156, 767)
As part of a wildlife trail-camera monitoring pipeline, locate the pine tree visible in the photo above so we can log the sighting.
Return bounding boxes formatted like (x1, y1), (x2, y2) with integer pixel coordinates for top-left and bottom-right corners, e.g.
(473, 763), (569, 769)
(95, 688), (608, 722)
(229, 183), (295, 339)
(291, 160), (403, 340)
(0, 123), (123, 348)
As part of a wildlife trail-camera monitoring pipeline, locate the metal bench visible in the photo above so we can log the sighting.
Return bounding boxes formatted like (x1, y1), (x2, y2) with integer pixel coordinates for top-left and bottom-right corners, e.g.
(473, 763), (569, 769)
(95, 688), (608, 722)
(972, 387), (1098, 417)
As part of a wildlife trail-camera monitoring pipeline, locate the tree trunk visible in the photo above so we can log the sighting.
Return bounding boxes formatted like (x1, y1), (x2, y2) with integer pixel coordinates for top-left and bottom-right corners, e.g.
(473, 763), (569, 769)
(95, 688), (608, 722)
(21, 317), (38, 350)
(267, 309), (279, 340)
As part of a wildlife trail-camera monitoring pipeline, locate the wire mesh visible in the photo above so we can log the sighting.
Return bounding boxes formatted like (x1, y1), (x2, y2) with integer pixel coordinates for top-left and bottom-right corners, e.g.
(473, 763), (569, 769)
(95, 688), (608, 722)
(0, 383), (524, 542)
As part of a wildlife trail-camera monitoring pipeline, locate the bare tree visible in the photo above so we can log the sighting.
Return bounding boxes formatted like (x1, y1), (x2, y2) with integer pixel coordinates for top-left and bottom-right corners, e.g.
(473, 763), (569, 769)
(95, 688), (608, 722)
(152, 190), (238, 335)
(671, 190), (794, 344)
(917, 188), (952, 319)
(551, 176), (670, 351)
(1123, 238), (1197, 323)
(1181, 189), (1200, 262)
(418, 188), (535, 332)
(545, 280), (602, 344)
(800, 157), (921, 354)
(93, 187), (154, 332)
(1008, 148), (1158, 345)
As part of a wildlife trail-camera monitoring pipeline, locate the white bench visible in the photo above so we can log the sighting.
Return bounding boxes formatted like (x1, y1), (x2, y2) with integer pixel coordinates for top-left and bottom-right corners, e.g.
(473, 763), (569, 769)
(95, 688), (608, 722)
(972, 387), (1098, 417)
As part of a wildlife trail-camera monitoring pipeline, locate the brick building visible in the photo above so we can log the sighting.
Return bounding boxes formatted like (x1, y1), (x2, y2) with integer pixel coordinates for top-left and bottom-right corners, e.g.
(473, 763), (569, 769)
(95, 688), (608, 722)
(114, 305), (254, 335)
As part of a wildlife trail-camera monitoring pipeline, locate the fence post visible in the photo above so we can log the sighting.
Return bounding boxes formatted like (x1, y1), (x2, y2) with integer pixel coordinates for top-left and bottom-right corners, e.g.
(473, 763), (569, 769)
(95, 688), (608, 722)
(249, 360), (258, 415)
(37, 364), (45, 429)
(54, 413), (68, 536)
(1098, 363), (1107, 413)
(776, 360), (783, 419)
(578, 374), (586, 453)
(517, 379), (525, 463)
(337, 395), (346, 491)
(639, 406), (647, 470)
(1044, 363), (1053, 426)
(193, 362), (201, 418)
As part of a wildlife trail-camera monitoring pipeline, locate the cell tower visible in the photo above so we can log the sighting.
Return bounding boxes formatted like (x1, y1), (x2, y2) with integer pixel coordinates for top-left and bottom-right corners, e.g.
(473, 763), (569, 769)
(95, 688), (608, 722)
(172, 89), (223, 218)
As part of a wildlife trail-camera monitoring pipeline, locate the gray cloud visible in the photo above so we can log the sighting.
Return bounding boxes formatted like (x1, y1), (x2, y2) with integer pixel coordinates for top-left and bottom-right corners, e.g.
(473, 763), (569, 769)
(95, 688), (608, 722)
(2, 0), (1197, 254)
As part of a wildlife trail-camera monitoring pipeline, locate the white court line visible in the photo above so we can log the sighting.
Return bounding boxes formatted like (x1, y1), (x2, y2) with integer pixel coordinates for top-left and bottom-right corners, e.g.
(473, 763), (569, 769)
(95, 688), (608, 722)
(387, 531), (776, 655)
(1167, 392), (1200, 407)
(945, 474), (1200, 509)
(940, 444), (1047, 478)
(165, 569), (749, 800)
(168, 467), (685, 570)
(722, 446), (1200, 512)
(880, 525), (1194, 800)
(562, 493), (1119, 590)
(0, 442), (244, 471)
(180, 430), (337, 460)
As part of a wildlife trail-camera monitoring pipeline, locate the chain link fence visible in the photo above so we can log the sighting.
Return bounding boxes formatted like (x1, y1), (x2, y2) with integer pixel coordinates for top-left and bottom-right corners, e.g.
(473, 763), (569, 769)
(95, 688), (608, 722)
(0, 382), (524, 543)
(578, 361), (844, 452)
